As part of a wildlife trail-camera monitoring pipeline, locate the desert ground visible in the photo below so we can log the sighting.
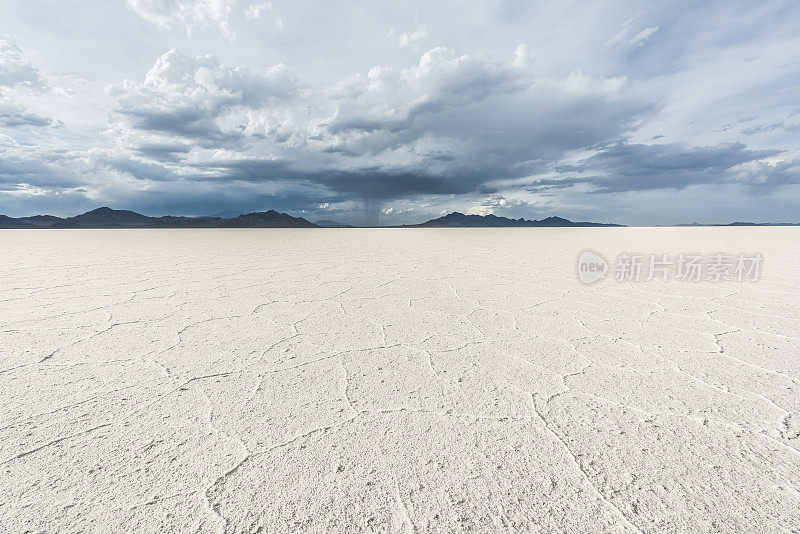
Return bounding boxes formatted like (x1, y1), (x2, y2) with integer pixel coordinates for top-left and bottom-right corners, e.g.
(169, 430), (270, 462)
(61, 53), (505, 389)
(1, 228), (799, 532)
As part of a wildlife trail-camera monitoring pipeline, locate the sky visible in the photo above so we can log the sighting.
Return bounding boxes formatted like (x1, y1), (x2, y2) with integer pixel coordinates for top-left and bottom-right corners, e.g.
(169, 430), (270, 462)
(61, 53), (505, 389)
(1, 0), (799, 225)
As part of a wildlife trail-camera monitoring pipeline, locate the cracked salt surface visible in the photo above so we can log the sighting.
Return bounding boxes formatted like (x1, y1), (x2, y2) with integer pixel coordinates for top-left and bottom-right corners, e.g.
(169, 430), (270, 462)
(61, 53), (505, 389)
(1, 227), (799, 532)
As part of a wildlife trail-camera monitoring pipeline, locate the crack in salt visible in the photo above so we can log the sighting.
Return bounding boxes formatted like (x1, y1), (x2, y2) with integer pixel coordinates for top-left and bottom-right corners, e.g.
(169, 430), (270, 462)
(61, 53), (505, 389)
(530, 393), (644, 534)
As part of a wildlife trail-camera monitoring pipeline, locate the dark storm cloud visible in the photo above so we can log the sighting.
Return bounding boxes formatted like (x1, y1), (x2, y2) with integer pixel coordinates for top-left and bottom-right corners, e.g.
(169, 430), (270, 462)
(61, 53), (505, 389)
(0, 148), (83, 188)
(131, 141), (192, 163)
(192, 158), (474, 199)
(98, 183), (337, 217)
(117, 107), (243, 148)
(553, 142), (782, 193)
(97, 47), (657, 205)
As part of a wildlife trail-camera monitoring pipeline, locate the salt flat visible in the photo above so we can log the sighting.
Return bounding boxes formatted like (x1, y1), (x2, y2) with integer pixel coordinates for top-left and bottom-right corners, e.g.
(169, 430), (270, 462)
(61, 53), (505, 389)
(1, 228), (799, 533)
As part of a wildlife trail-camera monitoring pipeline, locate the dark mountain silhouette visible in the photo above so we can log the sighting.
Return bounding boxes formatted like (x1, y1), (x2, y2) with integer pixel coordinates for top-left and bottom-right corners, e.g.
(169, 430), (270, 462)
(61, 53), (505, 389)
(150, 215), (224, 228)
(0, 214), (62, 228)
(7, 207), (791, 228)
(222, 210), (318, 228)
(0, 207), (318, 228)
(0, 215), (36, 228)
(410, 212), (623, 227)
(20, 215), (62, 227)
(50, 207), (153, 228)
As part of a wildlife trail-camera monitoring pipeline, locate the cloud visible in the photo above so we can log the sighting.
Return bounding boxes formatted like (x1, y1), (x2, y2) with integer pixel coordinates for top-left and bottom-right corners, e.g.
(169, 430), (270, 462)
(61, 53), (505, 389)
(249, 47), (641, 169)
(0, 131), (82, 182)
(82, 44), (658, 218)
(2, 37), (781, 222)
(109, 48), (297, 146)
(629, 26), (659, 46)
(391, 25), (430, 50)
(0, 97), (52, 127)
(122, 46), (647, 206)
(245, 2), (270, 20)
(728, 152), (800, 189)
(741, 121), (800, 135)
(551, 141), (781, 192)
(0, 40), (53, 128)
(0, 38), (44, 88)
(243, 2), (283, 29)
(328, 46), (529, 127)
(608, 22), (660, 48)
(4, 0), (800, 223)
(125, 0), (239, 36)
(130, 141), (192, 162)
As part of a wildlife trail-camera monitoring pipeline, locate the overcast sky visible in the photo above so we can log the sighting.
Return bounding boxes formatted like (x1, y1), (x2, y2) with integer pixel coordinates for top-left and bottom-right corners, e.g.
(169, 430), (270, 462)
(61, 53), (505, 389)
(1, 1), (799, 224)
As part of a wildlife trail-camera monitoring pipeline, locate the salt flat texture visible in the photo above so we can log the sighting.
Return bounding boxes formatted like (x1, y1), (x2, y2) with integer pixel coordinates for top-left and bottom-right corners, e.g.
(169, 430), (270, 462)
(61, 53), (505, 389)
(1, 228), (799, 533)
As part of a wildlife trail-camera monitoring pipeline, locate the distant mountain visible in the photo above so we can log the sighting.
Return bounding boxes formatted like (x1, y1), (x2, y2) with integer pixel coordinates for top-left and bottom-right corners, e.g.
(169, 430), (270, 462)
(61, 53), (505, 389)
(0, 207), (319, 229)
(222, 210), (318, 228)
(0, 215), (36, 228)
(50, 207), (153, 228)
(315, 219), (353, 228)
(19, 215), (62, 227)
(0, 214), (64, 228)
(7, 207), (792, 229)
(410, 212), (623, 228)
(149, 215), (224, 228)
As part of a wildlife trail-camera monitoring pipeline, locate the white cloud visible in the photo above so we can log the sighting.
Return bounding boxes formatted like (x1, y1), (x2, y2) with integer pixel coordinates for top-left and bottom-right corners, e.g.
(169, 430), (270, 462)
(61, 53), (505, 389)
(392, 25), (430, 50)
(629, 26), (659, 46)
(109, 48), (298, 145)
(307, 46), (534, 141)
(125, 0), (239, 37)
(0, 38), (44, 88)
(608, 22), (659, 48)
(512, 44), (531, 68)
(245, 2), (270, 20)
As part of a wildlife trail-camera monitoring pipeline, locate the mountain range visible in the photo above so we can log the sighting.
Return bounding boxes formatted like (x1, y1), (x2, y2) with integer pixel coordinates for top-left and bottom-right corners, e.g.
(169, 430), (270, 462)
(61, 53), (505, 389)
(407, 212), (623, 227)
(1, 207), (796, 228)
(0, 207), (622, 228)
(0, 208), (318, 228)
